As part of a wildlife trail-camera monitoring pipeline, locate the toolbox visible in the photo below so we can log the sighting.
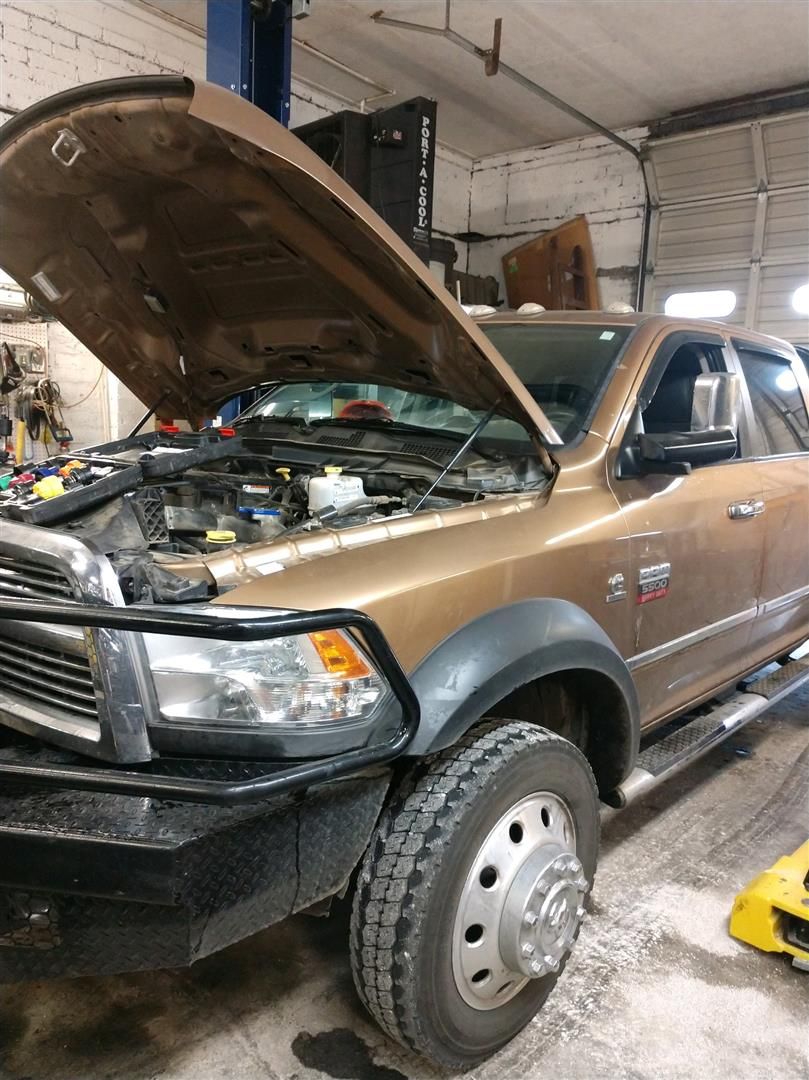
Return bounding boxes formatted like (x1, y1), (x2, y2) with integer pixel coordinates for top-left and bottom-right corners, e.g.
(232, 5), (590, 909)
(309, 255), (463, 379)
(0, 429), (242, 526)
(0, 455), (143, 525)
(80, 429), (242, 479)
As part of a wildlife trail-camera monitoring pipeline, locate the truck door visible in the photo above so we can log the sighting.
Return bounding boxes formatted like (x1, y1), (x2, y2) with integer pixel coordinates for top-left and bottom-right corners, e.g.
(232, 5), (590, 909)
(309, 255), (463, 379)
(608, 330), (766, 727)
(730, 340), (809, 662)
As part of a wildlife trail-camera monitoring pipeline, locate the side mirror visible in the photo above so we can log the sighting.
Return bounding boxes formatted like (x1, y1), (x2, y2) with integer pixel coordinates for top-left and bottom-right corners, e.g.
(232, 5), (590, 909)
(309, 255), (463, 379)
(691, 372), (740, 431)
(637, 371), (740, 474)
(638, 427), (738, 474)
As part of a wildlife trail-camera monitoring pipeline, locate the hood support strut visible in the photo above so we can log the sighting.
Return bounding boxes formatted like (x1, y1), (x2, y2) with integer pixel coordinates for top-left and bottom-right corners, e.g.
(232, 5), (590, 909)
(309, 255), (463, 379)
(127, 391), (170, 439)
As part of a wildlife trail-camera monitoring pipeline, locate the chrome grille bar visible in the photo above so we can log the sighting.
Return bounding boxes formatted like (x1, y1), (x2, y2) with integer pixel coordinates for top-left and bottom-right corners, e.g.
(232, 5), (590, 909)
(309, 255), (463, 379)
(0, 672), (98, 717)
(0, 521), (154, 762)
(0, 635), (91, 674)
(0, 640), (95, 688)
(0, 554), (76, 601)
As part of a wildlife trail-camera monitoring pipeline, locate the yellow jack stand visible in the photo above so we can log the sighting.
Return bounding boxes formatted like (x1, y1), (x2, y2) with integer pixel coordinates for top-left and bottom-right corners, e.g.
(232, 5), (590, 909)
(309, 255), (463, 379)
(730, 841), (809, 969)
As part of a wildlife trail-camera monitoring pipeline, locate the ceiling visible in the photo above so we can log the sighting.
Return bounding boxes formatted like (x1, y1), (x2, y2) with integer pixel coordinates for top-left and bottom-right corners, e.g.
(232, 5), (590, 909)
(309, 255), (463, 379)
(140, 0), (809, 157)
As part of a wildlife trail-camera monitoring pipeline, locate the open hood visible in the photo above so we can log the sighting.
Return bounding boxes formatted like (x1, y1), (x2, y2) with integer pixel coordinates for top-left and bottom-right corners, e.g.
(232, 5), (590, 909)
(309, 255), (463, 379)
(0, 76), (559, 445)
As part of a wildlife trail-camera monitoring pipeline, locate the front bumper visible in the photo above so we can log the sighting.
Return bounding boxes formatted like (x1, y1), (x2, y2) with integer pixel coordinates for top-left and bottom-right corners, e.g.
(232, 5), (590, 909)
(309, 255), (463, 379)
(0, 600), (418, 982)
(0, 743), (390, 981)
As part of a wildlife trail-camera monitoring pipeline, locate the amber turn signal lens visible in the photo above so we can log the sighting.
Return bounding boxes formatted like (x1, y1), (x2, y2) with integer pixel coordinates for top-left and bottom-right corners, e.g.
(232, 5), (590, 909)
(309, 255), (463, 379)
(309, 630), (371, 678)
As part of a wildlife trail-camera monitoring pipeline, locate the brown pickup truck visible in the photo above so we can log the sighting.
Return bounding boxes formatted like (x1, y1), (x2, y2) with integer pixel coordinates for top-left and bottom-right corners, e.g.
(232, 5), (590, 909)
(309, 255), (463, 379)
(1, 77), (808, 1069)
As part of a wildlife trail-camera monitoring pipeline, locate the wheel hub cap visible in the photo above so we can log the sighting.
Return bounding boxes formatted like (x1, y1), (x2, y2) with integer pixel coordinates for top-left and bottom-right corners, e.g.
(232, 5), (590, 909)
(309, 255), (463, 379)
(500, 848), (587, 978)
(451, 792), (588, 1010)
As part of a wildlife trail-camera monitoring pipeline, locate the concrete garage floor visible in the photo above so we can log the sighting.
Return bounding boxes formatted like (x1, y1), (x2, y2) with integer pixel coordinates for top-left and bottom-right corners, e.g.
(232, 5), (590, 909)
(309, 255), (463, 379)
(2, 687), (808, 1080)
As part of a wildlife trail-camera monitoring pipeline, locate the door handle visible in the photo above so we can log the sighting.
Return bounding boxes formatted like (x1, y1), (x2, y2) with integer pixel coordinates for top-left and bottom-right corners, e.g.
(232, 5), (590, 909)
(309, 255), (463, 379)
(728, 499), (765, 519)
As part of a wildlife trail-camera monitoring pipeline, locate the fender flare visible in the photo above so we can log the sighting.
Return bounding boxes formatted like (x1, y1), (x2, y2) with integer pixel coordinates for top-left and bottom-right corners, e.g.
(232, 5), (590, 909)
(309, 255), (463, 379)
(405, 599), (639, 779)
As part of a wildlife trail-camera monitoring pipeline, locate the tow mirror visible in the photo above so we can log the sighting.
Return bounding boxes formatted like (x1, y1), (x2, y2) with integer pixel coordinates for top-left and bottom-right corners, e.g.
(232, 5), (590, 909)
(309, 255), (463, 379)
(638, 427), (738, 474)
(691, 372), (740, 431)
(637, 373), (740, 475)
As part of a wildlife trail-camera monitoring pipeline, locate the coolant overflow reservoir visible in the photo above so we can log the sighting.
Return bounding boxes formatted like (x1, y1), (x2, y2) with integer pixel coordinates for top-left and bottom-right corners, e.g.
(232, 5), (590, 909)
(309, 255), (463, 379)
(308, 466), (365, 515)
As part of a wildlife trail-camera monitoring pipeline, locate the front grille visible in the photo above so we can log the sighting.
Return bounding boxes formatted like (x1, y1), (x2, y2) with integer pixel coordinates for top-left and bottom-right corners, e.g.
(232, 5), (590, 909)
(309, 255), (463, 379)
(0, 521), (152, 761)
(0, 554), (76, 603)
(0, 631), (98, 721)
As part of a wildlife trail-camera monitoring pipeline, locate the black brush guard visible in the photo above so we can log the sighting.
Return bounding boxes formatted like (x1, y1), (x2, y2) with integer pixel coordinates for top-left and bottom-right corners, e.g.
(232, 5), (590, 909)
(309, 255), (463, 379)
(0, 599), (420, 805)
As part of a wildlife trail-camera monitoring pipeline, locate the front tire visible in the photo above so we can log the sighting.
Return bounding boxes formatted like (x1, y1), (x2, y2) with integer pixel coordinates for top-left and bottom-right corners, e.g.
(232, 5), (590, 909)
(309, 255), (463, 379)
(350, 720), (599, 1069)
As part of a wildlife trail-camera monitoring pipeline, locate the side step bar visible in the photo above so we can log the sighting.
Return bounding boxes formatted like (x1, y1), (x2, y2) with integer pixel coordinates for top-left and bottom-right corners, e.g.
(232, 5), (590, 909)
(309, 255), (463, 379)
(607, 658), (809, 809)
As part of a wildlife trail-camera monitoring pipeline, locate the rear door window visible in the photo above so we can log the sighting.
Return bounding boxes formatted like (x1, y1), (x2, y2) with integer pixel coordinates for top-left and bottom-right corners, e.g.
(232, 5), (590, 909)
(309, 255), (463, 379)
(736, 348), (809, 456)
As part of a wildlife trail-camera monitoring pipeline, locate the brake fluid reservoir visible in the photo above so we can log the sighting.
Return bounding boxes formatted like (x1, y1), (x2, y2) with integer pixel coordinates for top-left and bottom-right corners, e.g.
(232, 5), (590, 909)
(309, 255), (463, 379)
(308, 466), (364, 515)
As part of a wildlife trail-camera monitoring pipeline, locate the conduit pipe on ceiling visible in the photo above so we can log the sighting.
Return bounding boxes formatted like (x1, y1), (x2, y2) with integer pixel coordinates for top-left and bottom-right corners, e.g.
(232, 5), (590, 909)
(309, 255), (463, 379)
(371, 0), (653, 309)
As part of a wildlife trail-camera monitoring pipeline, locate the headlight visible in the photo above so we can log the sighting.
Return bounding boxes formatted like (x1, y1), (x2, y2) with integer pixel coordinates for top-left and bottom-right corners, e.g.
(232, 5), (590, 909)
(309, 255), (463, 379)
(143, 607), (385, 734)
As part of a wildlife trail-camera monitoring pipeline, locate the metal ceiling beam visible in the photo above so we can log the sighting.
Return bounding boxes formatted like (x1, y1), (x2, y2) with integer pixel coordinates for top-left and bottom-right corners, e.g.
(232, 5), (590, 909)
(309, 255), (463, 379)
(370, 3), (641, 160)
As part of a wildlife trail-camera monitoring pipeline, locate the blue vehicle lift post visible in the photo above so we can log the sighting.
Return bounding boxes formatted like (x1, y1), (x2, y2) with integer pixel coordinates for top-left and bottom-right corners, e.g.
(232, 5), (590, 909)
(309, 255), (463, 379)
(207, 0), (293, 125)
(206, 0), (295, 420)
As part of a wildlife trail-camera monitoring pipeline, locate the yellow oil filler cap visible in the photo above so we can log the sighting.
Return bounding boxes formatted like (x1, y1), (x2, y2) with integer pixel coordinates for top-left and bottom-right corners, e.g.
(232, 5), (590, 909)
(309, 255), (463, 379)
(205, 529), (236, 545)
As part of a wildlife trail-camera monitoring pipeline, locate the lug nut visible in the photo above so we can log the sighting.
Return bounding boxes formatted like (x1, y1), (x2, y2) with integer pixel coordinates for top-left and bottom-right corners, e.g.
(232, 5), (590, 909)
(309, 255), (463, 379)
(576, 905), (586, 919)
(530, 959), (542, 975)
(524, 910), (539, 926)
(535, 881), (550, 896)
(522, 942), (535, 957)
(576, 877), (588, 890)
(545, 954), (560, 972)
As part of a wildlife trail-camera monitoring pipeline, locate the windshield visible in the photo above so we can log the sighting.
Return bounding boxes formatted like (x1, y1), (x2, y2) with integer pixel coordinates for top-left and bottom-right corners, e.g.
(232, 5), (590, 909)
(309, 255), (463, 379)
(238, 323), (633, 445)
(479, 323), (632, 441)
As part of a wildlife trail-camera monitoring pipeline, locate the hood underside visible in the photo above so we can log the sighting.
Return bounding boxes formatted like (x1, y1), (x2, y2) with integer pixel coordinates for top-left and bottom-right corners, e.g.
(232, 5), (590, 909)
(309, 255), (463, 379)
(0, 76), (559, 443)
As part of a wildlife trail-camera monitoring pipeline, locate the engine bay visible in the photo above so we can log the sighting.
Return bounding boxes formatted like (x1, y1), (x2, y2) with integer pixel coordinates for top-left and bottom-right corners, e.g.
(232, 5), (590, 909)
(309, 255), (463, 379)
(0, 426), (541, 605)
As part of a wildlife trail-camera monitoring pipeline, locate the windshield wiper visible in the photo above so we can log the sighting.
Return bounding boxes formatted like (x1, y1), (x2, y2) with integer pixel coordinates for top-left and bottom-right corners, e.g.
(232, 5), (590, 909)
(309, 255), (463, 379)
(310, 417), (469, 442)
(233, 413), (313, 431)
(412, 404), (499, 511)
(310, 417), (505, 463)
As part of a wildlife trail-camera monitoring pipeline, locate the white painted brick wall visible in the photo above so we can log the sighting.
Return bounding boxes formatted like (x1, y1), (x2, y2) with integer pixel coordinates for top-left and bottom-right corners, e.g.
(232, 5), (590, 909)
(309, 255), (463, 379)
(467, 128), (649, 308)
(46, 323), (108, 449)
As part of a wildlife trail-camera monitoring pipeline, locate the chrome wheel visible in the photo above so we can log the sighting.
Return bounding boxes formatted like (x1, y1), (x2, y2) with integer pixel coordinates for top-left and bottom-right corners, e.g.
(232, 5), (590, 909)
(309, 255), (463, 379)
(451, 791), (587, 1010)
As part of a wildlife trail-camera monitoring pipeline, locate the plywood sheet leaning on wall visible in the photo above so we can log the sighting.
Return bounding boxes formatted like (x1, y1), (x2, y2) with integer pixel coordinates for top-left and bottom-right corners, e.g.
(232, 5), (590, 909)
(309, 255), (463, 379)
(502, 215), (600, 311)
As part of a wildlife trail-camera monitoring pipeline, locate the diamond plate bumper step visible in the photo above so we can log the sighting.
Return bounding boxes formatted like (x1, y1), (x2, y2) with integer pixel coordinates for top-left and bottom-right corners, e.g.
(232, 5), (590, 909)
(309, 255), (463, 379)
(606, 657), (809, 808)
(0, 765), (390, 982)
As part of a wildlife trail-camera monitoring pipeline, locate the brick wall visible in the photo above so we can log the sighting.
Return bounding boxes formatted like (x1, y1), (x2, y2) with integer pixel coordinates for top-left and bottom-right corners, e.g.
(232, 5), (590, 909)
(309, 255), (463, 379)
(466, 127), (649, 309)
(0, 0), (344, 124)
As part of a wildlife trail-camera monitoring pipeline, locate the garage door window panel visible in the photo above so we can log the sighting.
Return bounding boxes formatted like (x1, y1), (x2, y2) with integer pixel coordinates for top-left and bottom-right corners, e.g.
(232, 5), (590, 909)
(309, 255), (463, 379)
(663, 290), (737, 319)
(647, 112), (809, 341)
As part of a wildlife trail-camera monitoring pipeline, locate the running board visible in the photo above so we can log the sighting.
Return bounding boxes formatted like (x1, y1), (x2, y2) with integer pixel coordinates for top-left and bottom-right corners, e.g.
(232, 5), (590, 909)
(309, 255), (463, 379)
(606, 658), (809, 809)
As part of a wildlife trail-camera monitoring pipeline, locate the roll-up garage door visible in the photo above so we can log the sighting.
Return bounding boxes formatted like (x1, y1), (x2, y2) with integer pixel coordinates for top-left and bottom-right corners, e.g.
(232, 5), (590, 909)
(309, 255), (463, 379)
(644, 113), (809, 343)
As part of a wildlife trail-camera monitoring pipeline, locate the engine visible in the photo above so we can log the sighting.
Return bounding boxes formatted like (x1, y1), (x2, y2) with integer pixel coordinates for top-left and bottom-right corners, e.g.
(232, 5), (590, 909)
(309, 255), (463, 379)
(0, 429), (456, 604)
